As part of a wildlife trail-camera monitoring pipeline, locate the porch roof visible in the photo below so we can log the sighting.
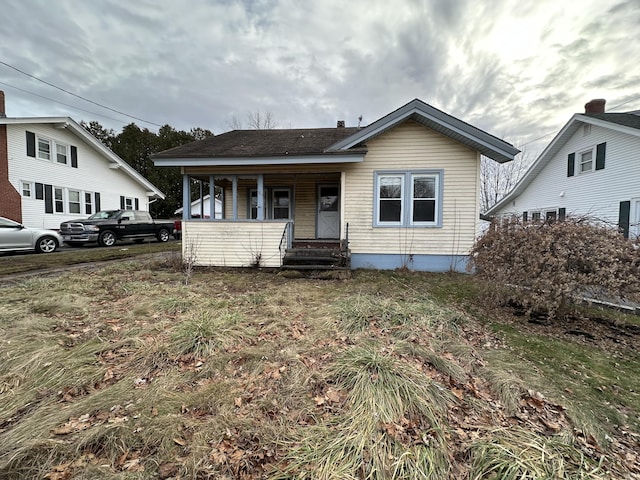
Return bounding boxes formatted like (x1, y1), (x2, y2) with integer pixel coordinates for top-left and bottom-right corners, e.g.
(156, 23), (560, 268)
(153, 127), (366, 167)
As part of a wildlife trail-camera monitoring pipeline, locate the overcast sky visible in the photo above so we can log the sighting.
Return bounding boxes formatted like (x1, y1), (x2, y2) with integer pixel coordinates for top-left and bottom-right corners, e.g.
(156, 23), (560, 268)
(1, 0), (638, 157)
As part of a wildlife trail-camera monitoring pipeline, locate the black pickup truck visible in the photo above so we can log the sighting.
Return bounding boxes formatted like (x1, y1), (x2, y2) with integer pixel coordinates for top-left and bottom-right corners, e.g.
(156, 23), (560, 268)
(60, 210), (174, 247)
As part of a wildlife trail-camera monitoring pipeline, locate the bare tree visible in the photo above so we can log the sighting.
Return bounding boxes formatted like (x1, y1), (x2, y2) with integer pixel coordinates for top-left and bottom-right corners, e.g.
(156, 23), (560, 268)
(480, 146), (534, 213)
(226, 109), (277, 131)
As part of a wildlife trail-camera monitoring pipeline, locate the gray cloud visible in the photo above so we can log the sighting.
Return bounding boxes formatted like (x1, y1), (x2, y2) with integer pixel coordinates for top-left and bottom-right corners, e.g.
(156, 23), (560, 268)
(0, 0), (637, 155)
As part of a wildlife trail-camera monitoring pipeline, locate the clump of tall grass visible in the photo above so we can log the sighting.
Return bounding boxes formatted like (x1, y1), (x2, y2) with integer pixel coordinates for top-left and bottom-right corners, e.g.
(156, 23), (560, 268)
(468, 427), (603, 479)
(171, 308), (250, 356)
(275, 344), (454, 479)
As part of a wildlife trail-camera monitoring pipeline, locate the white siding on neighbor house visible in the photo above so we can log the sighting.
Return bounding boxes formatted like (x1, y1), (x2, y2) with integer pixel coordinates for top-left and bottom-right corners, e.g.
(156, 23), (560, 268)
(6, 124), (151, 229)
(494, 123), (640, 227)
(182, 221), (288, 267)
(343, 120), (480, 256)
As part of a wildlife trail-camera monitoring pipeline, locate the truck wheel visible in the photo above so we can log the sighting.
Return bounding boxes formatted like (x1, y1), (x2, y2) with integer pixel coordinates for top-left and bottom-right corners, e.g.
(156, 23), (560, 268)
(98, 230), (117, 247)
(157, 228), (170, 243)
(35, 236), (58, 253)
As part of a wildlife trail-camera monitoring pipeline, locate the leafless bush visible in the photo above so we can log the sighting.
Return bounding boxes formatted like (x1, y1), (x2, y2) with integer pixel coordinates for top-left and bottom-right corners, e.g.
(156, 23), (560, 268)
(470, 216), (640, 318)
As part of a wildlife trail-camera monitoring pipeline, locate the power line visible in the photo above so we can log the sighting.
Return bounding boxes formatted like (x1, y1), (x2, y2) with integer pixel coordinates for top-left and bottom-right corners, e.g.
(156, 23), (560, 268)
(0, 60), (162, 127)
(607, 96), (640, 112)
(0, 80), (129, 125)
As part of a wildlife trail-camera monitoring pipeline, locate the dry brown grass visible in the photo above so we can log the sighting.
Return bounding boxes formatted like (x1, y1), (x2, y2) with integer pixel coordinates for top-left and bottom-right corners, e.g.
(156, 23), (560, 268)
(0, 262), (637, 478)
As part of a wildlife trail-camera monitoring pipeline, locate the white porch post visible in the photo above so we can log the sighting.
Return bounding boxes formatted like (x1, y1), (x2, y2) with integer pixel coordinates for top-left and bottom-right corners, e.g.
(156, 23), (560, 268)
(182, 175), (190, 220)
(209, 176), (216, 219)
(232, 175), (238, 220)
(257, 174), (265, 220)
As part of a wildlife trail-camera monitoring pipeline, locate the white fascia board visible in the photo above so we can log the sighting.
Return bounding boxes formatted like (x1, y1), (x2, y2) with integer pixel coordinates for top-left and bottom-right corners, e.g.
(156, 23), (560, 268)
(1, 116), (165, 199)
(153, 153), (365, 167)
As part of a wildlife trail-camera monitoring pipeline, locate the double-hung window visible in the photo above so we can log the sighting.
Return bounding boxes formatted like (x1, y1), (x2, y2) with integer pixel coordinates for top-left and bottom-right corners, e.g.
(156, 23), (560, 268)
(579, 149), (593, 173)
(21, 181), (32, 197)
(56, 143), (68, 165)
(54, 187), (64, 213)
(85, 192), (93, 214)
(68, 190), (81, 214)
(375, 171), (442, 227)
(37, 137), (51, 160)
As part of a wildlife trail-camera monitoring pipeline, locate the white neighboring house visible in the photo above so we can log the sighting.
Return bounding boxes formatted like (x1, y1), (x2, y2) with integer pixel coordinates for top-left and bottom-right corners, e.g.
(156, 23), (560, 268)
(0, 91), (164, 229)
(487, 99), (640, 238)
(174, 195), (222, 218)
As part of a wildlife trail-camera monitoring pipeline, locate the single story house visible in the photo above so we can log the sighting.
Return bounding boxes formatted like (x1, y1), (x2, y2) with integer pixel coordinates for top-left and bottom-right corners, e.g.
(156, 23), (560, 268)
(0, 91), (164, 229)
(153, 99), (519, 270)
(487, 99), (640, 238)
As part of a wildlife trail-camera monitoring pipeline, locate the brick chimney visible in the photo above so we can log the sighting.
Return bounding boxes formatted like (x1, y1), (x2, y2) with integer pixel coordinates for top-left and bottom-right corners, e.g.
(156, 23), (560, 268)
(337, 120), (345, 128)
(0, 90), (23, 222)
(584, 98), (606, 114)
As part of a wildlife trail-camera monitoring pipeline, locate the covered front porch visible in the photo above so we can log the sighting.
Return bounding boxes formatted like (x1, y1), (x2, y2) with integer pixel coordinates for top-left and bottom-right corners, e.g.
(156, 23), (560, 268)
(180, 172), (350, 268)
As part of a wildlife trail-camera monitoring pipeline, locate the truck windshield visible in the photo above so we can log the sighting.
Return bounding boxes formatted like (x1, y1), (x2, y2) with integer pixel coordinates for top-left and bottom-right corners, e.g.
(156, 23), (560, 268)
(88, 211), (121, 220)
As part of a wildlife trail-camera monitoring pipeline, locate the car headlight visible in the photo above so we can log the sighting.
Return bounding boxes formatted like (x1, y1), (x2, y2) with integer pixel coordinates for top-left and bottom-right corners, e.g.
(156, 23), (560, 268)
(85, 225), (100, 232)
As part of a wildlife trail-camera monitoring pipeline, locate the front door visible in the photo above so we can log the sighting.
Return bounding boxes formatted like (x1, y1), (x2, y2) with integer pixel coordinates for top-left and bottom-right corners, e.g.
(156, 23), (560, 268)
(317, 184), (340, 239)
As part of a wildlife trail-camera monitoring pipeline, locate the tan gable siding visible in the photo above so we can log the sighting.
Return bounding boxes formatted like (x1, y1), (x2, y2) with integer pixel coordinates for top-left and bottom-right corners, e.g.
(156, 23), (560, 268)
(344, 120), (479, 256)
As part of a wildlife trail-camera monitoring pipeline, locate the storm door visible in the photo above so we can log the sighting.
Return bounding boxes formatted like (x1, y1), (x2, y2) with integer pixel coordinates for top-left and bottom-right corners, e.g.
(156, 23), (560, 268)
(317, 184), (340, 239)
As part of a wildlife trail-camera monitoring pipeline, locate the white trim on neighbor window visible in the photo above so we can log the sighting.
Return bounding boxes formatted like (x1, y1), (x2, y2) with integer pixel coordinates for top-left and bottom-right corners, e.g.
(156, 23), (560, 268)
(54, 186), (64, 213)
(124, 197), (134, 210)
(21, 180), (32, 197)
(68, 189), (81, 214)
(373, 170), (443, 228)
(578, 146), (595, 173)
(36, 135), (70, 166)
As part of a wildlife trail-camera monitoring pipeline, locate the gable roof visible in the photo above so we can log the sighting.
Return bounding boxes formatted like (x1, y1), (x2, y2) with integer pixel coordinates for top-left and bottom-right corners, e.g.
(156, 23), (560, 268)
(153, 99), (519, 167)
(0, 116), (164, 199)
(486, 111), (640, 216)
(328, 98), (520, 163)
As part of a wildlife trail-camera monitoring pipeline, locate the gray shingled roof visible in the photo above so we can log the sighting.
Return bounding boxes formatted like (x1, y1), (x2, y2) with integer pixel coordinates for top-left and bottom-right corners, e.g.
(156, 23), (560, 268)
(585, 112), (640, 130)
(154, 127), (363, 158)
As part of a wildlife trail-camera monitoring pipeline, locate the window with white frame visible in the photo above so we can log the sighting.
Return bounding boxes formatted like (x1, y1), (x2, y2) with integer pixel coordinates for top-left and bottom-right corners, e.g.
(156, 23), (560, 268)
(124, 197), (134, 210)
(54, 187), (64, 213)
(84, 192), (93, 215)
(531, 211), (541, 221)
(375, 171), (441, 227)
(272, 188), (291, 219)
(56, 143), (68, 164)
(37, 137), (51, 160)
(21, 181), (32, 197)
(68, 190), (81, 214)
(579, 148), (594, 173)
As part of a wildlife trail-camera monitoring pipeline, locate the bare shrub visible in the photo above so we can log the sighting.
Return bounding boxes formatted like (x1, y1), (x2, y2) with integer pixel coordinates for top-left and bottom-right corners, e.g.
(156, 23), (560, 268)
(470, 216), (640, 318)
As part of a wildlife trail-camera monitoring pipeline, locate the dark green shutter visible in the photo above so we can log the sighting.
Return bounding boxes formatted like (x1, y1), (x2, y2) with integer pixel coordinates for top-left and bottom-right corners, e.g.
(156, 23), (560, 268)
(618, 201), (630, 239)
(558, 208), (566, 221)
(595, 142), (606, 170)
(26, 131), (36, 157)
(35, 183), (44, 200)
(567, 153), (575, 177)
(120, 196), (125, 209)
(44, 185), (53, 214)
(71, 146), (78, 168)
(135, 198), (139, 210)
(95, 192), (101, 211)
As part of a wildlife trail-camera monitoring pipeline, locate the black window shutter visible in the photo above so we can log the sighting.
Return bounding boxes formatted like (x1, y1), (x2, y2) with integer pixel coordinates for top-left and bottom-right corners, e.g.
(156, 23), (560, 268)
(618, 201), (631, 239)
(120, 196), (125, 209)
(558, 208), (566, 221)
(35, 183), (44, 200)
(26, 131), (36, 157)
(522, 211), (528, 222)
(135, 198), (139, 210)
(95, 192), (101, 211)
(567, 153), (575, 177)
(595, 142), (606, 170)
(71, 146), (78, 168)
(44, 185), (53, 214)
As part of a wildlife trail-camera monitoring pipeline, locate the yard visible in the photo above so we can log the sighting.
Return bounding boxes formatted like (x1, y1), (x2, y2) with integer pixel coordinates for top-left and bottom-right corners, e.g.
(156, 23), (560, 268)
(0, 253), (638, 479)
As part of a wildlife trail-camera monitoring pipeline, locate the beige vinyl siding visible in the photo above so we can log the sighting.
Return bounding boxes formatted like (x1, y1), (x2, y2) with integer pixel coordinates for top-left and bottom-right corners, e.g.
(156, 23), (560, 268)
(183, 221), (288, 267)
(344, 120), (479, 256)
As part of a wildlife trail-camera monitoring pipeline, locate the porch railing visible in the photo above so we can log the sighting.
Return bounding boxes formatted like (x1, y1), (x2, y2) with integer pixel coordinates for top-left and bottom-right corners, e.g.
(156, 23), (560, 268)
(278, 221), (293, 265)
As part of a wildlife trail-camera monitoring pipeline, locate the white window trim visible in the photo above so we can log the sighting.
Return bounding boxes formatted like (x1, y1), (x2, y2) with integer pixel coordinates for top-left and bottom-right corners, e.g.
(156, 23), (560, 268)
(68, 189), (82, 214)
(54, 186), (65, 213)
(578, 146), (595, 174)
(124, 197), (134, 210)
(36, 135), (70, 166)
(373, 170), (443, 228)
(84, 192), (94, 215)
(21, 180), (33, 197)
